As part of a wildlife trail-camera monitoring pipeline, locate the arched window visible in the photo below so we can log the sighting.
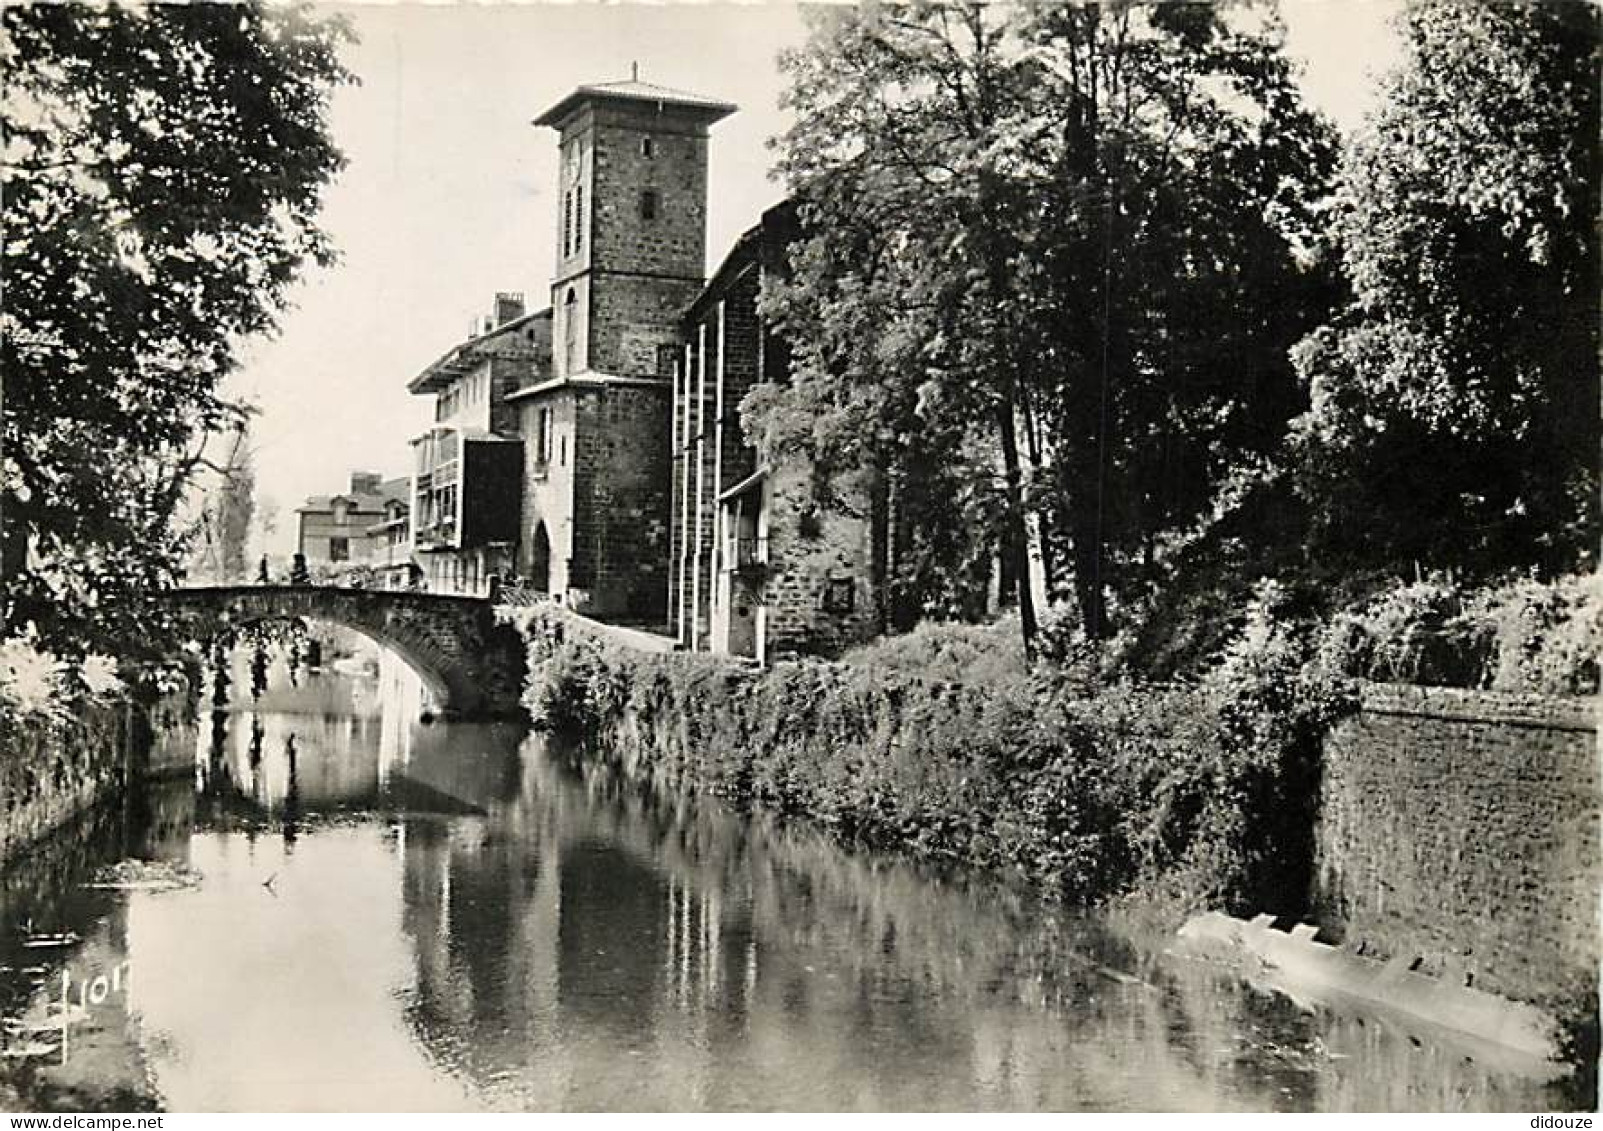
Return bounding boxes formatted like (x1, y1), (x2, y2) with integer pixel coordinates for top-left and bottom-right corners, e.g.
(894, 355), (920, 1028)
(563, 287), (580, 376)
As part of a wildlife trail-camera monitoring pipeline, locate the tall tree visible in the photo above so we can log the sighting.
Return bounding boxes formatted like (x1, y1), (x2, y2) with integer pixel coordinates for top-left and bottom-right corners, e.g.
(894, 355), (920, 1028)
(187, 426), (257, 584)
(1, 3), (351, 655)
(1290, 0), (1600, 576)
(755, 1), (1337, 651)
(1020, 2), (1338, 638)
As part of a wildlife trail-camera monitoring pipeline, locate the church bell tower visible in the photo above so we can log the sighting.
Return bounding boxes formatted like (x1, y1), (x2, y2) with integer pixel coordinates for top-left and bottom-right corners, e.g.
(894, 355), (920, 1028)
(534, 73), (736, 383)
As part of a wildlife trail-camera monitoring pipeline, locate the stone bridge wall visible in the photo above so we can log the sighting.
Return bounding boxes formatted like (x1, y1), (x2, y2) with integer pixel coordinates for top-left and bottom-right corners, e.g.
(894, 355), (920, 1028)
(161, 587), (527, 718)
(1313, 682), (1599, 1017)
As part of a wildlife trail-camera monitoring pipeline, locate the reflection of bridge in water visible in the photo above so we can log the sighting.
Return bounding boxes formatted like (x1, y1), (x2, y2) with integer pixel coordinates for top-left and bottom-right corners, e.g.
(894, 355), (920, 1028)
(157, 586), (527, 717)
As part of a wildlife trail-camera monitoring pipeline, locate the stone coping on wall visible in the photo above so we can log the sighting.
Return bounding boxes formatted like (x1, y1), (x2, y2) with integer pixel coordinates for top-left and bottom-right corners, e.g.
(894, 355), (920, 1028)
(500, 603), (678, 654)
(1360, 681), (1599, 733)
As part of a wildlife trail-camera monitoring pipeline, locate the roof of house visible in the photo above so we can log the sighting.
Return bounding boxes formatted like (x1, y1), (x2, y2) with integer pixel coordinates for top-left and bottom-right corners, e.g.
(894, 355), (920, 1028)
(534, 79), (737, 129)
(296, 477), (409, 516)
(295, 493), (390, 516)
(408, 307), (553, 395)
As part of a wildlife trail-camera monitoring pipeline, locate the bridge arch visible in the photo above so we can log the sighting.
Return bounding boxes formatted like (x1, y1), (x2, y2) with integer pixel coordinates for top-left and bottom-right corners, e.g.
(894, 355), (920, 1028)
(157, 586), (527, 718)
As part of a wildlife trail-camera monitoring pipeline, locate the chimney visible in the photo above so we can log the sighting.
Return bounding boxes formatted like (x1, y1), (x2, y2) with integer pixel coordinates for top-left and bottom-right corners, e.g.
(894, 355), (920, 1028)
(349, 471), (381, 495)
(494, 291), (526, 327)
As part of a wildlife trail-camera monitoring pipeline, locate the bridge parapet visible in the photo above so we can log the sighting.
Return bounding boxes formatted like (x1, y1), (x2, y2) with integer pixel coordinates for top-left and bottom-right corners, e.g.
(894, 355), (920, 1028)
(156, 586), (527, 718)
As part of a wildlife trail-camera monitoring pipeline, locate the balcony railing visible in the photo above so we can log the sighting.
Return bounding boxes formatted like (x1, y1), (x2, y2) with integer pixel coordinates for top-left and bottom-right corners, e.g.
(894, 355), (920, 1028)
(415, 457), (459, 485)
(728, 536), (768, 573)
(413, 517), (458, 549)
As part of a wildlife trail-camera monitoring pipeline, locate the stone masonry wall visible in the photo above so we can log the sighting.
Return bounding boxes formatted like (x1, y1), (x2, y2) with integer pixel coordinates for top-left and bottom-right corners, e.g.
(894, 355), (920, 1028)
(590, 106), (709, 281)
(1313, 683), (1599, 1015)
(589, 274), (703, 380)
(571, 384), (673, 622)
(758, 460), (879, 660)
(715, 272), (761, 503)
(583, 102), (710, 381)
(0, 704), (133, 862)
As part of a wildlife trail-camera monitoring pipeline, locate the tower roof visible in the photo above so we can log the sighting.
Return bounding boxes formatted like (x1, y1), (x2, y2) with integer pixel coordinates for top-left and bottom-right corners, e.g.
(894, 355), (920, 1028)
(534, 78), (737, 129)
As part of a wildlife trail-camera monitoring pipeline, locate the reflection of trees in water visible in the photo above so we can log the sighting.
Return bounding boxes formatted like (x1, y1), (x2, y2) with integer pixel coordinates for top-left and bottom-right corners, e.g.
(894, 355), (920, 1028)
(413, 738), (1564, 1112)
(10, 714), (1561, 1110)
(250, 644), (269, 701)
(282, 734), (299, 851)
(397, 792), (564, 1093)
(208, 644), (230, 709)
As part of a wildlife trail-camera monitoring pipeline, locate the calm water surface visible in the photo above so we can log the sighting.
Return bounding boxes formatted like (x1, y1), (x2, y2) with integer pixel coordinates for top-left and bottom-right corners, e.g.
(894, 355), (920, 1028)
(0, 655), (1578, 1111)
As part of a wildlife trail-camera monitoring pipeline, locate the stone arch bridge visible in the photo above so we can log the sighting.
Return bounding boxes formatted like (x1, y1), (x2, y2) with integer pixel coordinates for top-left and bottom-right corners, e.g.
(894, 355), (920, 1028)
(157, 586), (527, 718)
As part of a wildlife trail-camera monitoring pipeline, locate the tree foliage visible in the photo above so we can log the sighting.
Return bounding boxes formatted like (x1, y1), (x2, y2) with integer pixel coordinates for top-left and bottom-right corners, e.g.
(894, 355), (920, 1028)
(1, 2), (351, 656)
(753, 1), (1339, 649)
(1291, 0), (1600, 576)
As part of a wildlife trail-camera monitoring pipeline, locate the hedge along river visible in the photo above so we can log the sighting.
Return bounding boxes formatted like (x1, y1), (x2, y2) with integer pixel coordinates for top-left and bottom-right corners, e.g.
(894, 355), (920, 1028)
(0, 648), (1577, 1112)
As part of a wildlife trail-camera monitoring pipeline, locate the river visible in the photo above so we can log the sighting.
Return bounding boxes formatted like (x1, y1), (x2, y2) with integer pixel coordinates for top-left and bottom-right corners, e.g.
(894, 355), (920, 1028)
(0, 651), (1580, 1111)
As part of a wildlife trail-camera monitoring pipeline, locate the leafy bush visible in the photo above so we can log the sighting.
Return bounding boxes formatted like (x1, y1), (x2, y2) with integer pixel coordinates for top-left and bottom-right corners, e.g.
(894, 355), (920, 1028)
(0, 627), (127, 735)
(1464, 572), (1601, 696)
(0, 629), (71, 726)
(1316, 571), (1600, 694)
(839, 615), (1027, 684)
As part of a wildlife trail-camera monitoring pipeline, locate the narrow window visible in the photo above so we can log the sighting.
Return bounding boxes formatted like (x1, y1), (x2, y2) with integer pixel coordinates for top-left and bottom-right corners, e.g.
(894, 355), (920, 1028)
(559, 434), (567, 466)
(641, 136), (654, 159)
(640, 189), (658, 221)
(574, 184), (584, 252)
(563, 287), (580, 375)
(329, 536), (350, 563)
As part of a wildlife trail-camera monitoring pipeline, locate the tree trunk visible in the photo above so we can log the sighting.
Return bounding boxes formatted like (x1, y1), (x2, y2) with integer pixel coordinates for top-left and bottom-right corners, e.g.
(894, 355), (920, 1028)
(996, 393), (1038, 661)
(867, 457), (892, 636)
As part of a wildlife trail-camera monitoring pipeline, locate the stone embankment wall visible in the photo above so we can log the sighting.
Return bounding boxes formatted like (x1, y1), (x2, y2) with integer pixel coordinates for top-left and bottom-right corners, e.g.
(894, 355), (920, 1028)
(0, 698), (192, 863)
(1, 704), (134, 861)
(1314, 682), (1599, 1015)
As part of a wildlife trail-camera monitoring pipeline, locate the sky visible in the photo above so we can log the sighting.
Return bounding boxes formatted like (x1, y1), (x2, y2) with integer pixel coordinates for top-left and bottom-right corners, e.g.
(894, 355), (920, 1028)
(237, 0), (1404, 554)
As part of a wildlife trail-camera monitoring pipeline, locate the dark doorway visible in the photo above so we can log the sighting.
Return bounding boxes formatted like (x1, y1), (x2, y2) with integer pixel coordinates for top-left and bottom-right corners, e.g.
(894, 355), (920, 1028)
(530, 521), (551, 594)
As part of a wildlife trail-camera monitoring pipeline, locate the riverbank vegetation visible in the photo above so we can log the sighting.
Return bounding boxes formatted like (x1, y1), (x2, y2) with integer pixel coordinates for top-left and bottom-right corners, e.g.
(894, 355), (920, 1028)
(517, 597), (1346, 916)
(516, 566), (1598, 916)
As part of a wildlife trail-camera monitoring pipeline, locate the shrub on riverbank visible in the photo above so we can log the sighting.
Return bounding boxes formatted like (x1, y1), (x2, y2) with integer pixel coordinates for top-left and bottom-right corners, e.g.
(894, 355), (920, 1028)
(512, 598), (1351, 917)
(1315, 571), (1601, 695)
(0, 629), (125, 731)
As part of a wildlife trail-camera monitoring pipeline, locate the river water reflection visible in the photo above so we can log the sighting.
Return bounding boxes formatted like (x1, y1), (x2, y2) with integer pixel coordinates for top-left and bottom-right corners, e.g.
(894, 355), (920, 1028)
(0, 658), (1580, 1111)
